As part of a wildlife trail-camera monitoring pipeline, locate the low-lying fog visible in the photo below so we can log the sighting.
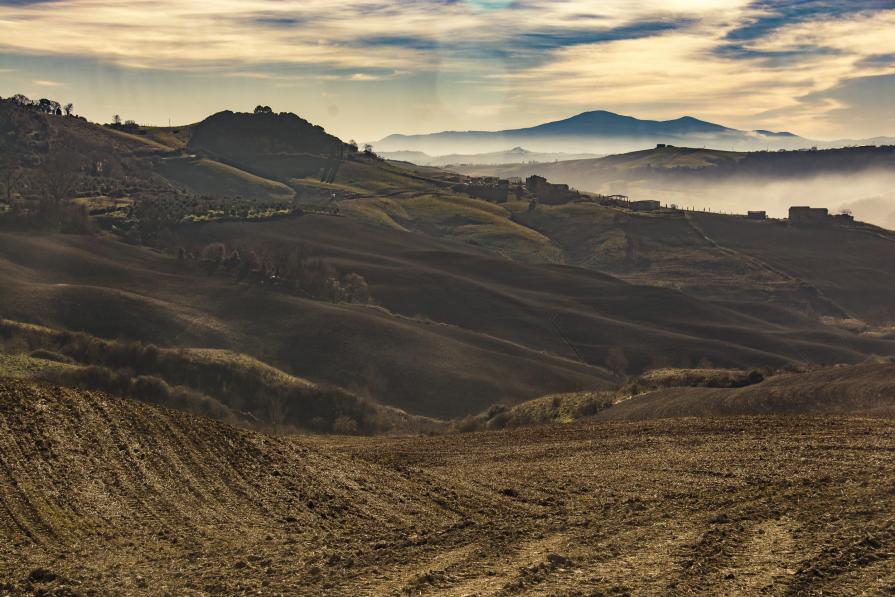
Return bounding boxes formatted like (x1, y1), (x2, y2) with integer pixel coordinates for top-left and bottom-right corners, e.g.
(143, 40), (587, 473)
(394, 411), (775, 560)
(602, 171), (895, 230)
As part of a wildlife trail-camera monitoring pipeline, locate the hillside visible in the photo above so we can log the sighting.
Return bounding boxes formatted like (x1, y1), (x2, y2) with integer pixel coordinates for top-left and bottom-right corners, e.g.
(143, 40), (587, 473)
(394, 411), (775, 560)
(3, 379), (894, 594)
(466, 363), (895, 429)
(377, 110), (809, 154)
(3, 100), (895, 421)
(599, 363), (895, 421)
(187, 109), (345, 182)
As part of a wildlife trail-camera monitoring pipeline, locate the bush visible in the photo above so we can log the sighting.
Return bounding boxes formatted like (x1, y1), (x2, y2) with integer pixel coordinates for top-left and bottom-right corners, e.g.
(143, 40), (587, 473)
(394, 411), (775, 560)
(332, 416), (358, 435)
(29, 349), (75, 364)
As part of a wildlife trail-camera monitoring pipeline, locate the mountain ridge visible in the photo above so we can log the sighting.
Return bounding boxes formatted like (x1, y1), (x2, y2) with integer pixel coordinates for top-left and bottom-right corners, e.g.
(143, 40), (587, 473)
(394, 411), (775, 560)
(377, 109), (806, 153)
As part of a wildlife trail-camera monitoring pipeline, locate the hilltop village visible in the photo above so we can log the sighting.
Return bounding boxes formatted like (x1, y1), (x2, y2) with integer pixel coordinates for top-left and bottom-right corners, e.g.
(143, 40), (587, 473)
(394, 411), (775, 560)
(453, 172), (856, 227)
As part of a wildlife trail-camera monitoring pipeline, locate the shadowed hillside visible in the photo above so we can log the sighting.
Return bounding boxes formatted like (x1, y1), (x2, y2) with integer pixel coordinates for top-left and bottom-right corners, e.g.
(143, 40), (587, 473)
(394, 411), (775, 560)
(2, 211), (895, 417)
(187, 109), (345, 181)
(0, 227), (615, 418)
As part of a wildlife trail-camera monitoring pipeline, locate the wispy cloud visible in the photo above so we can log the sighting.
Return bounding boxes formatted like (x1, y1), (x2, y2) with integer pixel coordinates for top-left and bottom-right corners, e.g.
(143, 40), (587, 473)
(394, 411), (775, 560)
(0, 0), (891, 137)
(31, 78), (62, 86)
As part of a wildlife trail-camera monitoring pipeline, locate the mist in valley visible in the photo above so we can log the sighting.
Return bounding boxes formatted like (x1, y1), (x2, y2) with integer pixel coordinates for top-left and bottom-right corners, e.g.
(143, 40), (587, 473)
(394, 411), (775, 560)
(618, 170), (895, 229)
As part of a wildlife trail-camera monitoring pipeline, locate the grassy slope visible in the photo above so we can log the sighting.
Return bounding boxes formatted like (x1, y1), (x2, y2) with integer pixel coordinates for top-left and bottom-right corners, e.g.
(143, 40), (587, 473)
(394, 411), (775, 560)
(598, 363), (895, 420)
(0, 352), (74, 378)
(155, 157), (294, 199)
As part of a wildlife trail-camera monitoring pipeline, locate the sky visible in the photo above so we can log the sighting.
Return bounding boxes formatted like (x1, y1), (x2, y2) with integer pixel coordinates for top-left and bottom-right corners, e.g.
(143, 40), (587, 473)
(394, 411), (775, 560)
(0, 0), (893, 142)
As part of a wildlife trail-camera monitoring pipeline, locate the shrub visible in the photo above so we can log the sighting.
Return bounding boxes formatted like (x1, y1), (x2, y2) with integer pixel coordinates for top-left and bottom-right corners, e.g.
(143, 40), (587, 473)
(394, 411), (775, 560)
(332, 416), (358, 435)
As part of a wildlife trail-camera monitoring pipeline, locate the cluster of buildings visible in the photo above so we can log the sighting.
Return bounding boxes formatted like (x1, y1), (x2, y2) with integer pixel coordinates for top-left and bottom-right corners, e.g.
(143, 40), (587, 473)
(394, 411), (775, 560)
(452, 177), (512, 203)
(452, 174), (856, 227)
(788, 206), (854, 226)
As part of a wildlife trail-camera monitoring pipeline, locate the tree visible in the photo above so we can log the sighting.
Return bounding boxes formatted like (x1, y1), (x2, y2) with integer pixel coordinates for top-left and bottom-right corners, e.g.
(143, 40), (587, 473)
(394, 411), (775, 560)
(36, 153), (80, 203)
(605, 346), (629, 380)
(112, 114), (122, 126)
(332, 416), (358, 435)
(37, 98), (61, 115)
(254, 105), (273, 115)
(347, 139), (358, 152)
(363, 143), (373, 154)
(201, 242), (226, 263)
(63, 103), (74, 116)
(11, 94), (33, 108)
(31, 153), (81, 228)
(266, 393), (289, 433)
(342, 272), (370, 303)
(0, 155), (25, 203)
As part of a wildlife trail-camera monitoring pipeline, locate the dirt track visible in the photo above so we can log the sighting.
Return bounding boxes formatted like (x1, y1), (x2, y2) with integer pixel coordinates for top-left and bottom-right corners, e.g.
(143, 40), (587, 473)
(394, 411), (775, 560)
(1, 380), (894, 595)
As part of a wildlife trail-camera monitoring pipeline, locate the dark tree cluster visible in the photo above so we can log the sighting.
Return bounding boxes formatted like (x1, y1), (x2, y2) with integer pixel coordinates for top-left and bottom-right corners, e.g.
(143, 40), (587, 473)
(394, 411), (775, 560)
(109, 114), (141, 132)
(0, 150), (89, 233)
(179, 239), (372, 304)
(4, 93), (74, 116)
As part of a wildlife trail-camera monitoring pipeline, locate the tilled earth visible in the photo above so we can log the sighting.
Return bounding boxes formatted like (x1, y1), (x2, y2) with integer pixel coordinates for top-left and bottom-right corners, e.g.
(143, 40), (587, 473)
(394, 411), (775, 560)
(1, 379), (894, 595)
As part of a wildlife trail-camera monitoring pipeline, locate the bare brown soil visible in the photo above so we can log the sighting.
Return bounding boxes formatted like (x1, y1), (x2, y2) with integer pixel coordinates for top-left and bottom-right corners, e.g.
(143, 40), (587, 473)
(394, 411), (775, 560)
(2, 379), (894, 595)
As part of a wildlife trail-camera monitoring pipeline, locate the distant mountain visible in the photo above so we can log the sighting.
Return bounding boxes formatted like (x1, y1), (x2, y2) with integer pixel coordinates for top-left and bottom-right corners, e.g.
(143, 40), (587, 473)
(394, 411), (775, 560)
(379, 146), (603, 167)
(377, 110), (811, 154)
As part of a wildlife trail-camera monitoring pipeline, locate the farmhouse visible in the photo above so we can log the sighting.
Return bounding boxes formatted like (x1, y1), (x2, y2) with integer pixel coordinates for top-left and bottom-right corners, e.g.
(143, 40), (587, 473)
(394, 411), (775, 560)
(630, 199), (661, 212)
(789, 206), (829, 225)
(747, 211), (767, 220)
(525, 175), (579, 205)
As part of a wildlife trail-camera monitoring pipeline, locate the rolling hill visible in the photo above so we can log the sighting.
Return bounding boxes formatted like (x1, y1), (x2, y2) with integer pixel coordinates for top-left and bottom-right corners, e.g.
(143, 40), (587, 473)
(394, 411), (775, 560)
(2, 214), (894, 419)
(2, 98), (895, 422)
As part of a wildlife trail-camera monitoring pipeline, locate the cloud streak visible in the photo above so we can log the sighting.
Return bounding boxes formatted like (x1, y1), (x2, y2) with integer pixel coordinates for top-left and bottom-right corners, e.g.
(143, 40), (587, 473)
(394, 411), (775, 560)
(0, 0), (891, 138)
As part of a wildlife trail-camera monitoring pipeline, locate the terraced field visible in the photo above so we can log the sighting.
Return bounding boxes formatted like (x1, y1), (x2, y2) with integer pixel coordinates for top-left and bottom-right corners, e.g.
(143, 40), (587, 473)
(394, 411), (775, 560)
(2, 379), (893, 595)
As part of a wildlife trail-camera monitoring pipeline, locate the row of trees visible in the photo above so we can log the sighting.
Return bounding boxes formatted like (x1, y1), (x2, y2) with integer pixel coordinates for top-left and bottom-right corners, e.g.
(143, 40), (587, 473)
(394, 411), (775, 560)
(6, 94), (74, 116)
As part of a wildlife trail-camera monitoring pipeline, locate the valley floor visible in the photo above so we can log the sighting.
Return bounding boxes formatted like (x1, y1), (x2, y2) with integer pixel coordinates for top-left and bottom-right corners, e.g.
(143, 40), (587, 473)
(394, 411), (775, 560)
(1, 380), (893, 595)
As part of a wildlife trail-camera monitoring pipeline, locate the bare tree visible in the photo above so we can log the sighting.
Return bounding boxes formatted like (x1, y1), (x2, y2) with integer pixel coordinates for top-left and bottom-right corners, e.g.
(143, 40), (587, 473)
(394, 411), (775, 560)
(36, 153), (81, 204)
(0, 155), (25, 203)
(605, 346), (629, 380)
(342, 272), (371, 303)
(63, 102), (74, 116)
(112, 114), (122, 126)
(266, 393), (288, 433)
